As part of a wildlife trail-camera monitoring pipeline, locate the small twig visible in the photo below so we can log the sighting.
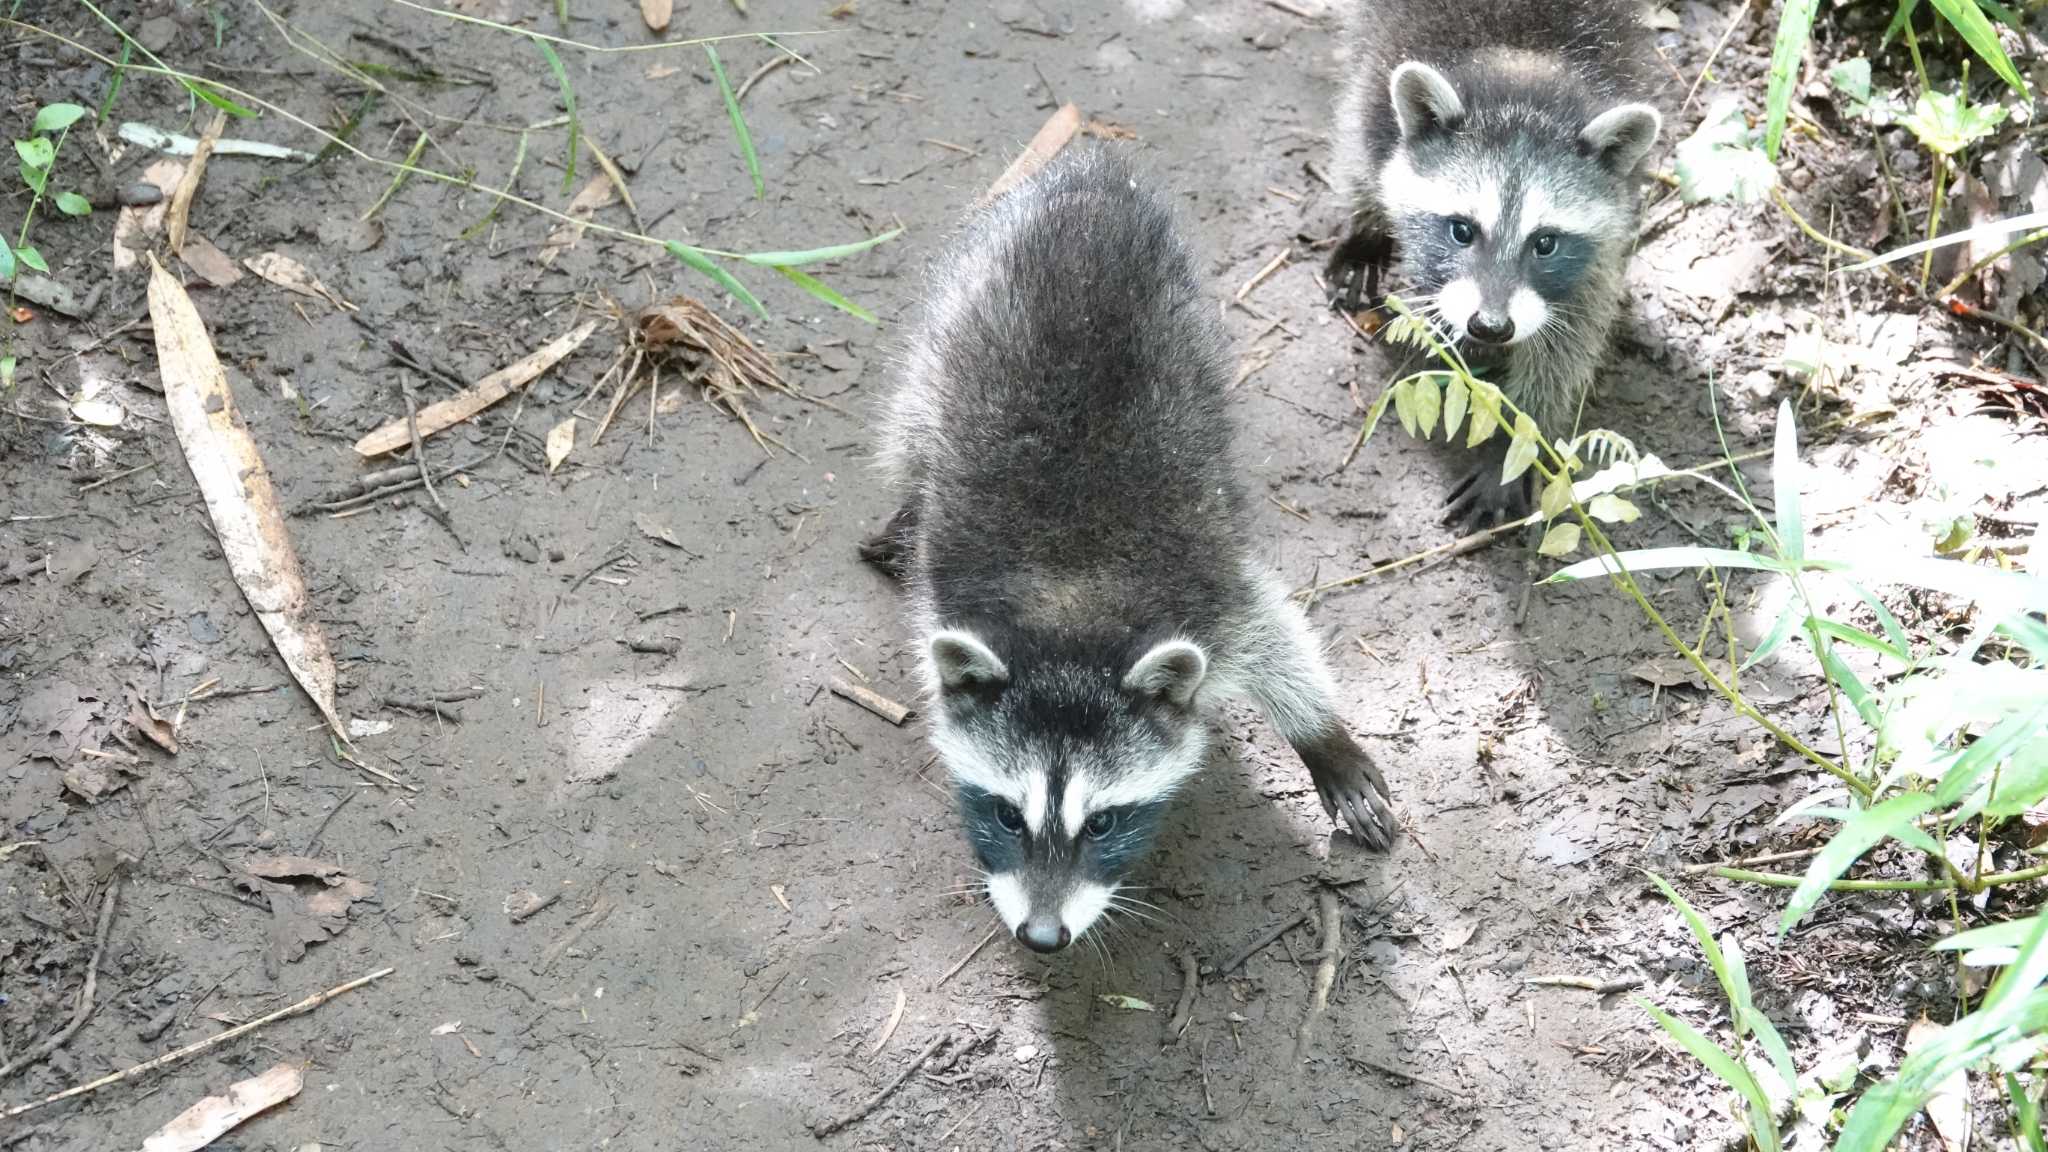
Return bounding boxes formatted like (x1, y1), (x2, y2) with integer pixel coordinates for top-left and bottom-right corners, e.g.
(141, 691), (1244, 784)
(1683, 0), (1752, 114)
(2, 966), (393, 1119)
(0, 876), (121, 1080)
(867, 987), (906, 1060)
(1215, 910), (1307, 978)
(1348, 1055), (1467, 1098)
(828, 677), (912, 726)
(810, 1032), (950, 1138)
(934, 923), (1000, 989)
(1681, 846), (1823, 874)
(77, 460), (158, 493)
(1165, 951), (1199, 1044)
(734, 53), (791, 103)
(301, 790), (355, 856)
(510, 890), (562, 924)
(533, 894), (613, 972)
(1524, 975), (1642, 995)
(402, 375), (454, 526)
(1235, 247), (1290, 301)
(1293, 890), (1340, 1062)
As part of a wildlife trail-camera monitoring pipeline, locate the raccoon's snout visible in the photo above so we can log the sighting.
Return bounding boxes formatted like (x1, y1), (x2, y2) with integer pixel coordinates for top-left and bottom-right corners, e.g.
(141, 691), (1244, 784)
(1017, 916), (1072, 953)
(1466, 311), (1513, 345)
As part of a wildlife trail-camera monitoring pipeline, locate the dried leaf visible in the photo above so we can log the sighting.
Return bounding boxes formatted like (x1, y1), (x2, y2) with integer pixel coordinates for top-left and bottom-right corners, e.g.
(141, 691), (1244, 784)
(1587, 493), (1641, 523)
(149, 254), (348, 745)
(635, 512), (687, 549)
(432, 1021), (464, 1035)
(139, 1063), (304, 1152)
(179, 232), (244, 287)
(69, 397), (125, 426)
(354, 321), (599, 456)
(63, 761), (131, 803)
(244, 251), (354, 311)
(113, 157), (184, 274)
(538, 174), (615, 267)
(1097, 994), (1156, 1012)
(545, 417), (576, 473)
(640, 0), (672, 32)
(127, 686), (180, 754)
(244, 854), (349, 883)
(236, 868), (373, 974)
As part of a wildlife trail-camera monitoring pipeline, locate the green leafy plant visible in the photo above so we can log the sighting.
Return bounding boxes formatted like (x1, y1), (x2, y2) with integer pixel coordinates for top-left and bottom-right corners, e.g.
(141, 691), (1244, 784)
(1350, 307), (2048, 1148)
(5, 101), (92, 285)
(1675, 98), (1779, 206)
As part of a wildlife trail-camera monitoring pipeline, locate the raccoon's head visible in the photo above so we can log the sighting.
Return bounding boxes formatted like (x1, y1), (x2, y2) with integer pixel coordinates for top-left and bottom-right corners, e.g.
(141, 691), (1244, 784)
(1377, 60), (1661, 357)
(922, 626), (1211, 954)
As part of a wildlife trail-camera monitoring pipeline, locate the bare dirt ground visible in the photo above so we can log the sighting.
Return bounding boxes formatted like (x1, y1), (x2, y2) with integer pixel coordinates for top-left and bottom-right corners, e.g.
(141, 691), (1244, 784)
(4, 1), (2045, 1150)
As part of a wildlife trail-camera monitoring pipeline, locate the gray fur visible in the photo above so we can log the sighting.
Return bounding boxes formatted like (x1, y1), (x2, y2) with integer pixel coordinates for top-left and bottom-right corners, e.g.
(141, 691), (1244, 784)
(1329, 0), (1665, 490)
(872, 147), (1396, 951)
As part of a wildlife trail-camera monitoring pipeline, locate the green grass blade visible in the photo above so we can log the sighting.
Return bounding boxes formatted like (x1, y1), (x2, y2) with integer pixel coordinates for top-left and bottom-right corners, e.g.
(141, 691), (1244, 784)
(772, 265), (875, 323)
(1835, 987), (2048, 1152)
(1934, 915), (2043, 953)
(666, 240), (767, 320)
(1545, 546), (1821, 584)
(1808, 619), (1907, 665)
(1748, 1010), (1798, 1100)
(1645, 873), (1740, 1016)
(1771, 398), (1804, 563)
(1765, 0), (1820, 160)
(1813, 641), (1883, 730)
(97, 39), (131, 122)
(0, 235), (15, 281)
(1781, 792), (1938, 935)
(2008, 1072), (2046, 1152)
(1929, 0), (2030, 97)
(705, 44), (763, 198)
(1847, 582), (1912, 665)
(532, 36), (578, 193)
(1885, 0), (1925, 46)
(1637, 999), (1782, 1152)
(740, 229), (904, 267)
(462, 130), (529, 241)
(1933, 703), (2048, 807)
(1741, 601), (1803, 672)
(187, 79), (258, 119)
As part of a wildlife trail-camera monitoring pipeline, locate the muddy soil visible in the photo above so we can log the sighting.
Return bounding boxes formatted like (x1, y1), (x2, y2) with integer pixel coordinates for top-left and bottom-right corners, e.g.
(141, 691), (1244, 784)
(3, 2), (2042, 1150)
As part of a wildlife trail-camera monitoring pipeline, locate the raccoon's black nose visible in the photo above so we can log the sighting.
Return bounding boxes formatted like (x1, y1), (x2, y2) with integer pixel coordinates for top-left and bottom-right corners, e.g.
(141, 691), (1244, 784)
(1016, 917), (1071, 953)
(1466, 312), (1514, 344)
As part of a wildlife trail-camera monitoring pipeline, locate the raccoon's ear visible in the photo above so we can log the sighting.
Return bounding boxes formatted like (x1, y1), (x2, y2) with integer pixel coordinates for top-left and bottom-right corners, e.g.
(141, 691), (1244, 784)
(1388, 62), (1465, 141)
(930, 629), (1009, 693)
(1123, 639), (1208, 709)
(1580, 103), (1663, 174)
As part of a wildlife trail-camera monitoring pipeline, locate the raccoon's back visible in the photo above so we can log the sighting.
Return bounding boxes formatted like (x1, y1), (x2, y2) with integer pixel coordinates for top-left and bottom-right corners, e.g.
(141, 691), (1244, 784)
(890, 148), (1246, 627)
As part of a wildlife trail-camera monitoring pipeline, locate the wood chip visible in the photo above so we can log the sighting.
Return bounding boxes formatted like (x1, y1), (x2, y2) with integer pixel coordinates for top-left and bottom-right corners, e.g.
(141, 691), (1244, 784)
(867, 987), (906, 1059)
(354, 320), (600, 456)
(829, 677), (912, 725)
(244, 251), (355, 311)
(980, 103), (1082, 205)
(149, 254), (348, 746)
(138, 1062), (303, 1152)
(166, 110), (224, 258)
(639, 0), (671, 31)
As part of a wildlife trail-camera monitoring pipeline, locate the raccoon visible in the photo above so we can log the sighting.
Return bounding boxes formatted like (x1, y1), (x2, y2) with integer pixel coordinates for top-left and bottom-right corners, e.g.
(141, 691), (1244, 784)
(865, 148), (1397, 954)
(1326, 0), (1664, 528)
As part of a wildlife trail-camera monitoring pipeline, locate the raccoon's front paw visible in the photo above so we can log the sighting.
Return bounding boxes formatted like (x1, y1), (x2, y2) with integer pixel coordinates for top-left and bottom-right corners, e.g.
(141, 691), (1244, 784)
(1309, 742), (1397, 852)
(1323, 228), (1388, 314)
(1443, 465), (1533, 536)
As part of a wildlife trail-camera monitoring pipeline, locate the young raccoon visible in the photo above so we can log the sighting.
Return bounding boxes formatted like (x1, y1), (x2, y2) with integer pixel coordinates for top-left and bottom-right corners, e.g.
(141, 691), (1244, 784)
(1326, 0), (1664, 528)
(865, 148), (1396, 954)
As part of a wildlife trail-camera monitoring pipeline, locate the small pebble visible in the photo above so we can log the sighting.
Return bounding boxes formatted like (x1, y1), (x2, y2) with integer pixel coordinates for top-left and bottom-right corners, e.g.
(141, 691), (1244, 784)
(118, 182), (163, 207)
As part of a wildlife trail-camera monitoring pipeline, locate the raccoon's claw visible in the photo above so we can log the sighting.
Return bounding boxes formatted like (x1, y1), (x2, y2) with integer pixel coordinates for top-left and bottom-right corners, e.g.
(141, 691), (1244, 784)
(1443, 465), (1533, 537)
(858, 503), (919, 583)
(1298, 729), (1397, 852)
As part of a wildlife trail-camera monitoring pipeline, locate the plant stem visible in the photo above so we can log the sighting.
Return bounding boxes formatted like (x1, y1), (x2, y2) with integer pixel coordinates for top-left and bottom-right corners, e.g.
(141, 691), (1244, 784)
(1922, 156), (1946, 293)
(1772, 189), (1913, 293)
(1902, 17), (1930, 93)
(1936, 226), (2048, 298)
(1712, 867), (1947, 892)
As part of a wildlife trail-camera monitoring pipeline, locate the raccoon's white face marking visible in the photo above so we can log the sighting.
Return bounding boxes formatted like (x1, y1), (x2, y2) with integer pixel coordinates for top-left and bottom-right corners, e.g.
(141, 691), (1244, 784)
(1061, 769), (1090, 838)
(1506, 287), (1549, 345)
(932, 723), (1025, 809)
(1074, 725), (1211, 812)
(1436, 277), (1481, 338)
(1060, 883), (1114, 939)
(986, 872), (1030, 931)
(1022, 770), (1050, 836)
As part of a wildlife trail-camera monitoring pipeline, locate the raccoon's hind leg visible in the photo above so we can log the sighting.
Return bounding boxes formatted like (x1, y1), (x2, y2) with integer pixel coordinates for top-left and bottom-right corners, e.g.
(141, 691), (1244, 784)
(1229, 574), (1397, 850)
(1325, 222), (1393, 314)
(857, 502), (918, 583)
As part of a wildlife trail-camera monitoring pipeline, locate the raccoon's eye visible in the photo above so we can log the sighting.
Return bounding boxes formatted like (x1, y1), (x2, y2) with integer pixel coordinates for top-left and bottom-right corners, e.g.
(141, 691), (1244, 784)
(1531, 232), (1559, 258)
(1448, 218), (1476, 247)
(1083, 810), (1117, 840)
(994, 802), (1026, 834)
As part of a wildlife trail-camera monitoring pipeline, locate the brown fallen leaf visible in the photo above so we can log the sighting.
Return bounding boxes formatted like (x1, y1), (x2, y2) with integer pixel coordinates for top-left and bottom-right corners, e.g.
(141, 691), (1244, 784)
(538, 174), (616, 267)
(127, 684), (180, 755)
(63, 761), (132, 804)
(354, 320), (600, 456)
(236, 865), (374, 976)
(114, 158), (184, 274)
(166, 110), (225, 257)
(139, 1062), (303, 1152)
(546, 417), (577, 473)
(634, 511), (688, 549)
(179, 232), (244, 287)
(1627, 656), (1707, 690)
(982, 103), (1082, 205)
(244, 854), (349, 883)
(244, 251), (355, 311)
(640, 0), (672, 30)
(149, 254), (349, 746)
